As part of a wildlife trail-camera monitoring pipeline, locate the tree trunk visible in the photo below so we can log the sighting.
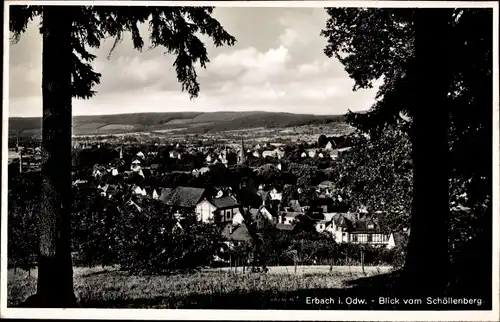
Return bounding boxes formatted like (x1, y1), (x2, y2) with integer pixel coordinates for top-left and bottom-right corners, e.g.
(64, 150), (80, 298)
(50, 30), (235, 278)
(404, 8), (452, 296)
(32, 6), (78, 308)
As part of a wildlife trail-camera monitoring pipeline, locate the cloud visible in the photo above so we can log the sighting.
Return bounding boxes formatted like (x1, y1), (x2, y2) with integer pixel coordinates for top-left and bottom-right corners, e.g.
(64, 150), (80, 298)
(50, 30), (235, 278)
(8, 7), (380, 117)
(209, 45), (290, 85)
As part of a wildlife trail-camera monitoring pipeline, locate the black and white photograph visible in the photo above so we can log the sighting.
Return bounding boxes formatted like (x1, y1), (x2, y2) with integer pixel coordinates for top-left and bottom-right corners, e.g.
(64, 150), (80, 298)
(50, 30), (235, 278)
(2, 1), (498, 320)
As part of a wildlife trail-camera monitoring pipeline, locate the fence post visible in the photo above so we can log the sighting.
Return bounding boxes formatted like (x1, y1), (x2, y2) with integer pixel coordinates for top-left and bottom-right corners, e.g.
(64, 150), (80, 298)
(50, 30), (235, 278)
(361, 249), (365, 275)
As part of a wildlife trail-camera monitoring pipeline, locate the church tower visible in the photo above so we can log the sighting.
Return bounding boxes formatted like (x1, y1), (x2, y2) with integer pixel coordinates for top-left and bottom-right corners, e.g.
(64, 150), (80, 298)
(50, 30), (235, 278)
(239, 136), (246, 165)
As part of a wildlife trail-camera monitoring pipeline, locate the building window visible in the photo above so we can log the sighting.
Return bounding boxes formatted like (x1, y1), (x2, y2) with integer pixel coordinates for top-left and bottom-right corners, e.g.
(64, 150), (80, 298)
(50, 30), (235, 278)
(372, 234), (384, 243)
(351, 234), (358, 242)
(358, 234), (368, 243)
(367, 224), (374, 229)
(226, 210), (232, 221)
(367, 234), (373, 243)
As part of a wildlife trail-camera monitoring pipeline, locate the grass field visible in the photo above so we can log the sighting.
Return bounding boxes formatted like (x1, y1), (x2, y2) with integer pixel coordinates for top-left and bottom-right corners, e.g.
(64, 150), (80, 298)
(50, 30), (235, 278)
(7, 265), (391, 309)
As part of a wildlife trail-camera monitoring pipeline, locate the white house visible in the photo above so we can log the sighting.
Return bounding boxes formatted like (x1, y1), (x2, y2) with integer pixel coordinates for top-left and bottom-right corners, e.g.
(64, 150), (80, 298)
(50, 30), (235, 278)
(262, 150), (276, 158)
(93, 169), (103, 178)
(136, 151), (145, 159)
(195, 196), (241, 224)
(308, 150), (317, 158)
(132, 185), (147, 196)
(131, 159), (141, 172)
(282, 212), (301, 225)
(325, 141), (335, 150)
(269, 188), (282, 201)
(170, 151), (181, 159)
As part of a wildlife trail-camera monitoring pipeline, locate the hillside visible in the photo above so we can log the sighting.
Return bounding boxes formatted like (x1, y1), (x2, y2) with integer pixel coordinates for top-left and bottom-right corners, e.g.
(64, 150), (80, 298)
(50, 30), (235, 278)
(8, 111), (345, 137)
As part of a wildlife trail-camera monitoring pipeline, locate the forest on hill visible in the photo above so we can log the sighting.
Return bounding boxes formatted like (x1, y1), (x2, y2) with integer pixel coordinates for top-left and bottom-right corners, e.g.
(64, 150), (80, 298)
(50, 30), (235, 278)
(9, 111), (346, 137)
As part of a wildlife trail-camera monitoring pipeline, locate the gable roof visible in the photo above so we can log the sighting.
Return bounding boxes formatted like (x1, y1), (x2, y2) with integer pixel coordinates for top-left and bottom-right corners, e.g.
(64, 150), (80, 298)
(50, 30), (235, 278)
(283, 211), (302, 218)
(159, 188), (173, 203)
(164, 186), (206, 208)
(222, 223), (251, 242)
(210, 196), (240, 209)
(289, 199), (302, 212)
(332, 213), (356, 230)
(276, 223), (296, 231)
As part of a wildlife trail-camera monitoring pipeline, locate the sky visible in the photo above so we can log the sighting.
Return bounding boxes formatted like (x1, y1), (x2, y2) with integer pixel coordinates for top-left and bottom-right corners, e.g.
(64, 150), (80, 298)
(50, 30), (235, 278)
(8, 6), (381, 117)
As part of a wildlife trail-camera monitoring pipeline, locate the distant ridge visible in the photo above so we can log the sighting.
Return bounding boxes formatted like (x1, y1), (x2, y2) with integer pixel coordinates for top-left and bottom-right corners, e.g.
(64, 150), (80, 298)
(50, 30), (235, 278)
(8, 111), (345, 137)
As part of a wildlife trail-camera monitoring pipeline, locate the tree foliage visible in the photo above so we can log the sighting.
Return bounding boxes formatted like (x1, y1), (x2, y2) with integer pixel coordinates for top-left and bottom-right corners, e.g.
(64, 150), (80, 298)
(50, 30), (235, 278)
(10, 5), (237, 100)
(321, 8), (492, 294)
(321, 8), (492, 193)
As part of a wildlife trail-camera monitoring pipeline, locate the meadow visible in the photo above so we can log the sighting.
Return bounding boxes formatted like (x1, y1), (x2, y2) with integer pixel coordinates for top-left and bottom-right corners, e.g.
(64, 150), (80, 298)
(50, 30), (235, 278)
(8, 265), (392, 309)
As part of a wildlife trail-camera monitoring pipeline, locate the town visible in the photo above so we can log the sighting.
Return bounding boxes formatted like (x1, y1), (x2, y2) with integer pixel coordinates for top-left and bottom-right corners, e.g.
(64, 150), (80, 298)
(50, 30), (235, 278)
(8, 120), (406, 275)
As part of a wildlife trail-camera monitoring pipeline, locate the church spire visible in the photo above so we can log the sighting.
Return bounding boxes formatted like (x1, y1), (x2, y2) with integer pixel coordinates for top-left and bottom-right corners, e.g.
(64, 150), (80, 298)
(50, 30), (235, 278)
(239, 136), (245, 164)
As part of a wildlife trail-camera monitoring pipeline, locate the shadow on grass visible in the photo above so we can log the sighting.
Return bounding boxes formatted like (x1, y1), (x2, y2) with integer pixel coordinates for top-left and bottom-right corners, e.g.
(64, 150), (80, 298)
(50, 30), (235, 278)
(77, 271), (491, 310)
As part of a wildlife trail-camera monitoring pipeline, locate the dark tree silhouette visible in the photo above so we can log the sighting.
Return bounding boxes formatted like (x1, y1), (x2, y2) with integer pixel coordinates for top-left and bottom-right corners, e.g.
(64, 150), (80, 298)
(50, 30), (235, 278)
(322, 8), (492, 295)
(10, 4), (236, 307)
(317, 134), (328, 148)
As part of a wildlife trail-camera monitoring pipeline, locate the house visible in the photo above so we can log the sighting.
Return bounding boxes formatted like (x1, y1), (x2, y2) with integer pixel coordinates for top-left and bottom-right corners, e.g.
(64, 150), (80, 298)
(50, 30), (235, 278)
(169, 150), (182, 159)
(131, 159), (141, 171)
(301, 152), (307, 158)
(98, 184), (109, 196)
(144, 187), (160, 199)
(327, 212), (357, 242)
(307, 150), (317, 158)
(269, 188), (282, 201)
(318, 181), (335, 191)
(325, 140), (336, 150)
(288, 199), (303, 212)
(281, 212), (301, 225)
(249, 205), (275, 228)
(349, 216), (392, 247)
(262, 150), (276, 158)
(161, 186), (206, 212)
(159, 187), (173, 202)
(92, 165), (106, 178)
(315, 219), (330, 233)
(136, 151), (145, 159)
(150, 163), (160, 173)
(330, 150), (339, 160)
(199, 167), (210, 175)
(222, 223), (251, 245)
(318, 213), (395, 248)
(257, 188), (271, 206)
(132, 185), (147, 196)
(195, 195), (241, 224)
